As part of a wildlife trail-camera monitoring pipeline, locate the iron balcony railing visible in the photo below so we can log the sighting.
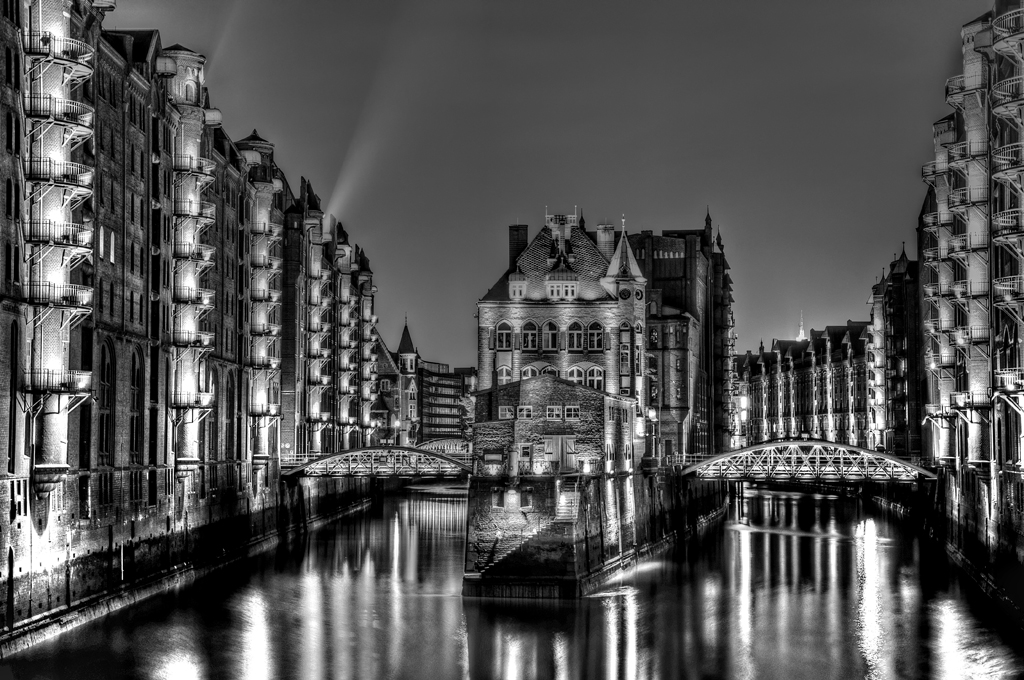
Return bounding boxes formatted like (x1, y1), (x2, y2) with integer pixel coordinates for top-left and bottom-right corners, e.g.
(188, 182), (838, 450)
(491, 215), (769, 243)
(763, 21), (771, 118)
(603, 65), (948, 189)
(306, 411), (331, 424)
(24, 369), (91, 394)
(922, 212), (953, 230)
(993, 76), (1024, 116)
(948, 186), (989, 209)
(953, 326), (990, 345)
(250, 221), (284, 238)
(926, 351), (956, 369)
(995, 8), (1024, 39)
(996, 367), (1024, 391)
(170, 329), (215, 348)
(22, 220), (92, 248)
(250, 254), (283, 270)
(22, 32), (94, 78)
(248, 355), (281, 369)
(24, 158), (92, 189)
(250, 287), (282, 303)
(950, 391), (990, 410)
(249, 403), (281, 417)
(947, 140), (988, 165)
(24, 281), (92, 307)
(250, 322), (282, 336)
(23, 94), (94, 128)
(173, 241), (215, 262)
(994, 209), (1024, 242)
(172, 154), (216, 177)
(171, 391), (214, 410)
(172, 285), (214, 306)
(951, 280), (989, 298)
(994, 275), (1024, 302)
(517, 460), (560, 476)
(945, 73), (985, 105)
(948, 233), (988, 256)
(172, 200), (215, 220)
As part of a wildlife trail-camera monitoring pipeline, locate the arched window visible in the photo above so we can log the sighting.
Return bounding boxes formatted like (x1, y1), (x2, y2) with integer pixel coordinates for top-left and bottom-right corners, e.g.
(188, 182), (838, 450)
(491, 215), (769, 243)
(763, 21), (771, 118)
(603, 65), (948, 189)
(586, 367), (605, 391)
(567, 366), (584, 384)
(7, 322), (17, 473)
(522, 322), (538, 351)
(4, 178), (11, 218)
(496, 322), (512, 350)
(567, 322), (583, 351)
(521, 366), (538, 379)
(184, 81), (196, 104)
(98, 342), (115, 466)
(497, 365), (512, 386)
(129, 350), (142, 464)
(587, 322), (603, 351)
(3, 48), (10, 86)
(541, 365), (558, 376)
(4, 113), (11, 153)
(542, 322), (558, 351)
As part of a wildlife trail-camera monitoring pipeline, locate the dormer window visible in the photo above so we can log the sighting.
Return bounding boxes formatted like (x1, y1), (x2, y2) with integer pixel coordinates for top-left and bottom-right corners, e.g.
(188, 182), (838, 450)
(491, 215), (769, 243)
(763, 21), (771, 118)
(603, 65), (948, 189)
(546, 281), (577, 300)
(509, 269), (527, 299)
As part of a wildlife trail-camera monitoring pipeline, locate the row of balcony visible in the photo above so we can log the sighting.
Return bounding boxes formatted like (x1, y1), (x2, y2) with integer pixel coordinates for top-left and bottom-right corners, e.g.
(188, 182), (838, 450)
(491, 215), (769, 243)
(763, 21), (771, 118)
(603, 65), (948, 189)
(22, 220), (92, 249)
(24, 158), (93, 191)
(172, 154), (216, 178)
(250, 222), (284, 239)
(24, 94), (93, 131)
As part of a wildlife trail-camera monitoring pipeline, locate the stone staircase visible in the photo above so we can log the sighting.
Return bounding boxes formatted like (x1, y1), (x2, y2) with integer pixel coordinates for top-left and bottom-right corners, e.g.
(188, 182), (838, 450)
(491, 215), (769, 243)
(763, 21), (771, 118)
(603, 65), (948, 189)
(479, 522), (553, 574)
(555, 482), (580, 522)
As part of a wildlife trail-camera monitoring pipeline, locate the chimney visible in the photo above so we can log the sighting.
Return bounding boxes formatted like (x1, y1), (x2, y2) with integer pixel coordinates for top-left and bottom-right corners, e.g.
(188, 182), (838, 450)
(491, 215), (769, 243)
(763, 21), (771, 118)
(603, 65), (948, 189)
(509, 225), (528, 269)
(596, 223), (615, 261)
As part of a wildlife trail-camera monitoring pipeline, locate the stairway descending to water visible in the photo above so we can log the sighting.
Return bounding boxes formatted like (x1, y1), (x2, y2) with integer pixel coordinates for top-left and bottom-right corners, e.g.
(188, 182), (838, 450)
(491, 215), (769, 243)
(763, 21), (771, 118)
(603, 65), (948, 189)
(555, 481), (579, 522)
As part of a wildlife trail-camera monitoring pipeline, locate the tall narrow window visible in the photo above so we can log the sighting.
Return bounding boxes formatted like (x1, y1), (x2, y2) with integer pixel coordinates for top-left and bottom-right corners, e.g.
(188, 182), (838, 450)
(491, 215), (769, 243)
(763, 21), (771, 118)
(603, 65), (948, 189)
(226, 373), (235, 462)
(586, 367), (605, 391)
(497, 366), (512, 386)
(129, 350), (142, 464)
(98, 343), (114, 466)
(522, 322), (538, 351)
(543, 322), (558, 351)
(588, 322), (603, 350)
(496, 322), (512, 350)
(567, 322), (583, 351)
(208, 369), (219, 461)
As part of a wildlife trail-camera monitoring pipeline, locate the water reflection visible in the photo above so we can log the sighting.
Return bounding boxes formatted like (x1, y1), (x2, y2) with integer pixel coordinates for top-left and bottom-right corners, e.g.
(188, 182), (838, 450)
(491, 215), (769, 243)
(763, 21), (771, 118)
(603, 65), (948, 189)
(4, 486), (1024, 680)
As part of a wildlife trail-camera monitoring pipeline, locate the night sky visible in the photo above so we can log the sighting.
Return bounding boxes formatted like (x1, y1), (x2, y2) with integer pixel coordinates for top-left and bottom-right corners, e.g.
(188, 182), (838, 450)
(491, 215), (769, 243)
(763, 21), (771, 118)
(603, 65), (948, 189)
(114, 0), (990, 366)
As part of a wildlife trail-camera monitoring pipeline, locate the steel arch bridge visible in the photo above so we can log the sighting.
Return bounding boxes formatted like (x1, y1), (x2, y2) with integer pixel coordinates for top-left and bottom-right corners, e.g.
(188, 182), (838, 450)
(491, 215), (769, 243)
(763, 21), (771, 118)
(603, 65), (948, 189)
(681, 440), (936, 483)
(282, 447), (473, 479)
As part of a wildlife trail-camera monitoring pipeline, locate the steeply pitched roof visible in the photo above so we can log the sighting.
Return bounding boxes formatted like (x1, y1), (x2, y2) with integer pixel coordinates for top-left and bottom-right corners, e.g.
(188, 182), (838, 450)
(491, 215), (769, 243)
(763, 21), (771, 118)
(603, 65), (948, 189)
(480, 224), (620, 302)
(398, 323), (416, 354)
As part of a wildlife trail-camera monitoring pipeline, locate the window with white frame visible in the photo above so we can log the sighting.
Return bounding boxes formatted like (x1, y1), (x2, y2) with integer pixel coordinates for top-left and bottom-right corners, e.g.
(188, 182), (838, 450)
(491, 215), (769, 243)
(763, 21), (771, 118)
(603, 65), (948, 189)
(499, 406), (514, 420)
(517, 405), (533, 419)
(586, 367), (604, 391)
(497, 365), (512, 385)
(567, 366), (584, 384)
(522, 366), (539, 379)
(567, 322), (583, 351)
(522, 322), (538, 350)
(543, 322), (558, 351)
(546, 405), (562, 420)
(565, 405), (580, 420)
(496, 322), (512, 350)
(587, 322), (603, 350)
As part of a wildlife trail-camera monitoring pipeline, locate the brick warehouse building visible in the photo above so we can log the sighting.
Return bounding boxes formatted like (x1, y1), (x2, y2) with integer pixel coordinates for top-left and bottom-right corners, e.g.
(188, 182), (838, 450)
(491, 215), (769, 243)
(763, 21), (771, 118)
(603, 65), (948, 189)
(0, 1), (381, 630)
(475, 211), (735, 464)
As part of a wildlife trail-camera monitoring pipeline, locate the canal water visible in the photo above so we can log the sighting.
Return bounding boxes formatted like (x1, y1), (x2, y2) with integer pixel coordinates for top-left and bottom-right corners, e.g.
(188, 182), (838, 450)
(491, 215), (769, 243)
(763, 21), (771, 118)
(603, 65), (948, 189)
(3, 485), (1024, 680)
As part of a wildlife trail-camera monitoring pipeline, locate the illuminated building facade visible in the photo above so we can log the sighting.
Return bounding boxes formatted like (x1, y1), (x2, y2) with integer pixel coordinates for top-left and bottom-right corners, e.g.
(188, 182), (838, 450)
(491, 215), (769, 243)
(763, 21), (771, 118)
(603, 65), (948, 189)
(735, 322), (873, 448)
(918, 4), (1024, 561)
(0, 2), (378, 631)
(475, 212), (650, 471)
(628, 211), (736, 462)
(869, 250), (924, 460)
(377, 322), (476, 446)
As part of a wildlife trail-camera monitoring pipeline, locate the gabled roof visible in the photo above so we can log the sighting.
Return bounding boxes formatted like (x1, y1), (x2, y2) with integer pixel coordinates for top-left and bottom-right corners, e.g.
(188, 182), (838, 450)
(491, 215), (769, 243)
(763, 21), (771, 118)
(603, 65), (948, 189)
(607, 230), (644, 281)
(480, 224), (620, 302)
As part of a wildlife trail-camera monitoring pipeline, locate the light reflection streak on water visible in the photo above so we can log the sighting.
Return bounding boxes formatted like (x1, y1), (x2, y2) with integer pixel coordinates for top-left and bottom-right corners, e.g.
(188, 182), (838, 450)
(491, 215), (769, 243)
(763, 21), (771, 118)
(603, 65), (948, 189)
(8, 489), (1024, 680)
(242, 588), (270, 680)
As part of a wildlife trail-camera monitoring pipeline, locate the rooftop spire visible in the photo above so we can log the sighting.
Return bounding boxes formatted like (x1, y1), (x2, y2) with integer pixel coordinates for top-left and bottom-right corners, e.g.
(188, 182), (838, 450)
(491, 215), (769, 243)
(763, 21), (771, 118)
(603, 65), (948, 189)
(797, 311), (806, 341)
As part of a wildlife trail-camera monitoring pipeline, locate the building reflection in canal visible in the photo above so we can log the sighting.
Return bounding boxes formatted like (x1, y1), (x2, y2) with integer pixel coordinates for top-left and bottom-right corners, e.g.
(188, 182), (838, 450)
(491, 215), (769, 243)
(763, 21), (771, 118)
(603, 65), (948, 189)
(3, 487), (1024, 680)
